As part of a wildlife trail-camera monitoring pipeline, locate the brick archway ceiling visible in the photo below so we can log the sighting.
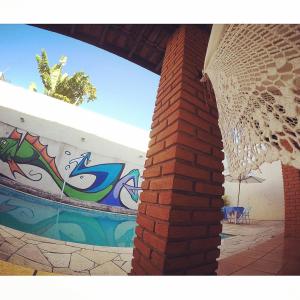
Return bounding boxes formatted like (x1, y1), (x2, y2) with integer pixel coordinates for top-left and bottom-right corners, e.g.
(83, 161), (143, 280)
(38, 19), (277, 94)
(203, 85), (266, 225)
(32, 24), (212, 75)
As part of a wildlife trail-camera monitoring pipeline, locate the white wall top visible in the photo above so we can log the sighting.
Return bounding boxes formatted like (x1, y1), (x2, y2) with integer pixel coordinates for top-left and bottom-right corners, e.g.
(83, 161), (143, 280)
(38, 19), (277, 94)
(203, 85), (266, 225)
(0, 81), (149, 153)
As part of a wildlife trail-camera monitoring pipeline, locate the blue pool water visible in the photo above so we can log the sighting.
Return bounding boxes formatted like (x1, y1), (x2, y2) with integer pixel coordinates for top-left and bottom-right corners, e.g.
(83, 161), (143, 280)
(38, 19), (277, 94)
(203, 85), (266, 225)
(0, 185), (137, 247)
(0, 185), (232, 247)
(220, 233), (234, 239)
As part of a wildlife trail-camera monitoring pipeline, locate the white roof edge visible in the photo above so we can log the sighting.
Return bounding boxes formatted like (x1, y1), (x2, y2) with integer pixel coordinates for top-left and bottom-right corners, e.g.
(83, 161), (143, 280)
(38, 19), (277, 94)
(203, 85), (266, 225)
(0, 81), (150, 152)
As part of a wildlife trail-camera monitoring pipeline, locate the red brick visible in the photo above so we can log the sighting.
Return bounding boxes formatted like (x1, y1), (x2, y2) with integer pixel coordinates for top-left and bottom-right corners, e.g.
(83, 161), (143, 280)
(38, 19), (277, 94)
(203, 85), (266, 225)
(133, 248), (141, 263)
(181, 89), (210, 112)
(137, 214), (155, 231)
(156, 121), (180, 142)
(166, 132), (211, 154)
(181, 89), (209, 111)
(212, 172), (224, 183)
(188, 253), (205, 266)
(192, 210), (223, 224)
(159, 191), (210, 208)
(189, 236), (221, 252)
(173, 176), (194, 191)
(178, 120), (196, 136)
(134, 237), (151, 258)
(157, 99), (182, 123)
(143, 165), (161, 178)
(155, 222), (169, 237)
(152, 146), (177, 164)
(148, 137), (156, 147)
(165, 253), (205, 271)
(149, 176), (174, 190)
(141, 180), (150, 190)
(143, 230), (167, 253)
(146, 205), (171, 221)
(165, 256), (189, 271)
(139, 256), (161, 275)
(140, 191), (158, 203)
(212, 148), (225, 160)
(158, 191), (174, 205)
(197, 153), (224, 171)
(212, 126), (222, 138)
(162, 160), (210, 181)
(186, 262), (218, 275)
(146, 141), (165, 157)
(144, 157), (153, 168)
(131, 259), (146, 275)
(132, 25), (223, 275)
(172, 98), (197, 114)
(197, 128), (223, 149)
(150, 250), (165, 270)
(165, 241), (189, 255)
(197, 109), (219, 126)
(210, 198), (224, 208)
(150, 120), (168, 138)
(282, 164), (300, 238)
(174, 146), (195, 162)
(138, 203), (147, 214)
(168, 225), (207, 239)
(178, 110), (211, 132)
(205, 249), (220, 262)
(157, 100), (171, 117)
(135, 226), (144, 238)
(152, 145), (194, 164)
(195, 182), (224, 196)
(208, 224), (223, 236)
(170, 210), (192, 224)
(156, 86), (181, 110)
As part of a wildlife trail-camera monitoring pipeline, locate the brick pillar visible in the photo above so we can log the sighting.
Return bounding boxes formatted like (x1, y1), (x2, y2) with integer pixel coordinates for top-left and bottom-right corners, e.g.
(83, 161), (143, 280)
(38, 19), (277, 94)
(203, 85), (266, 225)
(282, 164), (300, 238)
(131, 25), (224, 275)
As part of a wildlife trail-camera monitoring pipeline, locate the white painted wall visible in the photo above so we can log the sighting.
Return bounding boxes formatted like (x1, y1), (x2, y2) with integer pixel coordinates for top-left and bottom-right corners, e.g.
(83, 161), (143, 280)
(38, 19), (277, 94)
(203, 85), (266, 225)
(0, 81), (150, 210)
(223, 160), (285, 220)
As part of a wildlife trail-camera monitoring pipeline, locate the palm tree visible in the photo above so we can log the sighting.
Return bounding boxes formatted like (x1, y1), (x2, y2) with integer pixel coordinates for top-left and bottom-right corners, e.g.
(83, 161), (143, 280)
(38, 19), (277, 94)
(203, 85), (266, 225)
(30, 49), (97, 105)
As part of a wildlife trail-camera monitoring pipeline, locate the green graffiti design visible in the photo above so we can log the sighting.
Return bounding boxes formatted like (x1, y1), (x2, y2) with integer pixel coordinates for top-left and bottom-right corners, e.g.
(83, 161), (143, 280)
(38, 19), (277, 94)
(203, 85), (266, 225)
(0, 129), (121, 202)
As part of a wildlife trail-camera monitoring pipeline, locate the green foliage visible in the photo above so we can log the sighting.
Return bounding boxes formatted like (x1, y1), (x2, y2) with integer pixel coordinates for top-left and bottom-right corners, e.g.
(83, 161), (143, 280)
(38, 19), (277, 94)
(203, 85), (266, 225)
(222, 194), (231, 206)
(30, 49), (97, 105)
(28, 82), (37, 92)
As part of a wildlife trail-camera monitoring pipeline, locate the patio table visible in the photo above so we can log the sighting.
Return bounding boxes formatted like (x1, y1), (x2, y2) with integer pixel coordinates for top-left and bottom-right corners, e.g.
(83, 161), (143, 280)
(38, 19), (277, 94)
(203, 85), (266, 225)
(223, 206), (245, 224)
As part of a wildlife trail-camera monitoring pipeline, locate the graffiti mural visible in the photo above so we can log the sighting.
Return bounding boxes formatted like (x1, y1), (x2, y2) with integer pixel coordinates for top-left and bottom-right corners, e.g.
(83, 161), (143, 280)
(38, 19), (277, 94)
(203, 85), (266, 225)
(0, 128), (141, 209)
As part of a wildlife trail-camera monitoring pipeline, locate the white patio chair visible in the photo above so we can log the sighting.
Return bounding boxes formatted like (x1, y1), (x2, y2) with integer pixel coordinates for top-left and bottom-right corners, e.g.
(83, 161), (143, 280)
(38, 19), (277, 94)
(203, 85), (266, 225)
(238, 207), (251, 224)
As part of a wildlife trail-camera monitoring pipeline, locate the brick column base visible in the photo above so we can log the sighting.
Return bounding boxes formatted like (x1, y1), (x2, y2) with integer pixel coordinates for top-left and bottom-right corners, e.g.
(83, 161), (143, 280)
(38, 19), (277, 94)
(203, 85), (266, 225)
(130, 25), (224, 275)
(282, 164), (300, 238)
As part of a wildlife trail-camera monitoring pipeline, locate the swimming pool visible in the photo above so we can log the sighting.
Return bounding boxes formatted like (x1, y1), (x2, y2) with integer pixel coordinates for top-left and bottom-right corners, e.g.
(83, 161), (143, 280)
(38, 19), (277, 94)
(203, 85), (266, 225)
(0, 184), (232, 248)
(0, 185), (136, 247)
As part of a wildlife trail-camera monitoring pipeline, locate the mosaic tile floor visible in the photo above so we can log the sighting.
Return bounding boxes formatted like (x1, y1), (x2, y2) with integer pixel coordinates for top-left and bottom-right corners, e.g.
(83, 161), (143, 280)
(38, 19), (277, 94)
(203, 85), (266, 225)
(0, 225), (132, 275)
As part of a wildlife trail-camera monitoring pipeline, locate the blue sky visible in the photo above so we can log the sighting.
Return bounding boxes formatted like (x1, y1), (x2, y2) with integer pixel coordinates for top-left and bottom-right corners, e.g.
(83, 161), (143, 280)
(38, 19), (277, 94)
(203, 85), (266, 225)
(0, 24), (160, 130)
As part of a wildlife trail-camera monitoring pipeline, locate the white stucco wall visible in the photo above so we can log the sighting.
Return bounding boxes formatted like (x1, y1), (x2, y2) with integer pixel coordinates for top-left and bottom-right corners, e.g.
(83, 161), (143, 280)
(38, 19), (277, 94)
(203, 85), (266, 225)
(223, 160), (285, 220)
(0, 81), (149, 210)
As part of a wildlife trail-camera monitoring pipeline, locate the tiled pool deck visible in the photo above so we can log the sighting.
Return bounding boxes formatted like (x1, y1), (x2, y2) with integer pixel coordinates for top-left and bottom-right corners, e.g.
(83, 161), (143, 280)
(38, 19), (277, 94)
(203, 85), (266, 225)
(0, 224), (132, 275)
(219, 220), (284, 259)
(1, 220), (293, 276)
(217, 233), (300, 275)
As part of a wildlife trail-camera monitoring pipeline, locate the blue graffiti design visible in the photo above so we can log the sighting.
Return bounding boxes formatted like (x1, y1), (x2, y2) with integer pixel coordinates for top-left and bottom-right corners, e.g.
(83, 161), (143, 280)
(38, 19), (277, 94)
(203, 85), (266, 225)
(67, 152), (141, 208)
(68, 152), (124, 193)
(101, 169), (141, 208)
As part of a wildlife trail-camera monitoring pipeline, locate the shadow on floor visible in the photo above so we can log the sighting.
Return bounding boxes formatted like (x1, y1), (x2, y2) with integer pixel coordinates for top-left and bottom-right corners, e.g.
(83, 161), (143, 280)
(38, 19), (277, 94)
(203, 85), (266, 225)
(218, 234), (300, 275)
